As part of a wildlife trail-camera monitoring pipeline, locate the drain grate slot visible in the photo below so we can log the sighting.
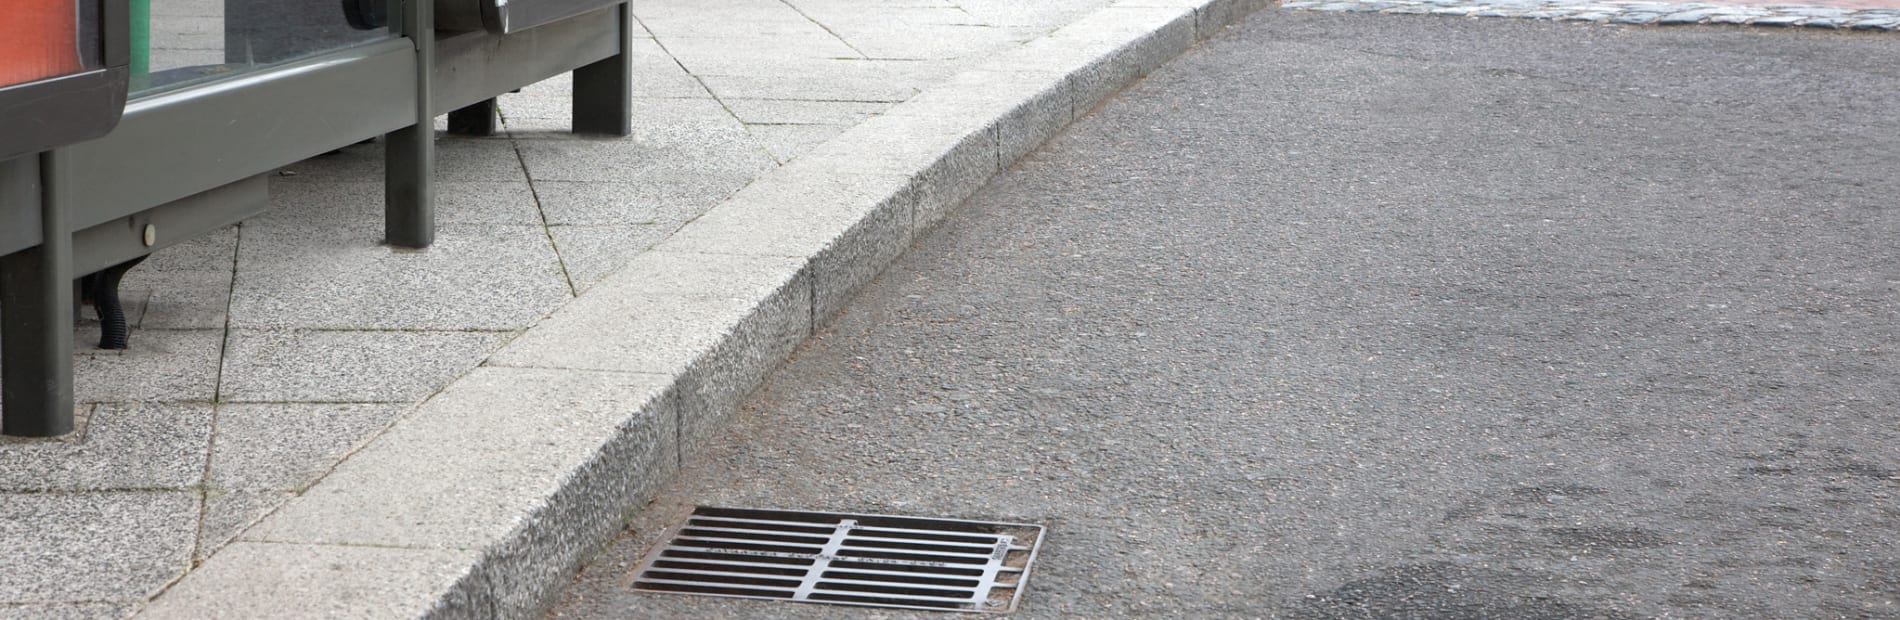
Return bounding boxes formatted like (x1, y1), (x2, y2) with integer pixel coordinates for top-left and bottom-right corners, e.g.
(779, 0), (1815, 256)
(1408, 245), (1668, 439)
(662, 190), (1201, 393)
(632, 507), (1045, 613)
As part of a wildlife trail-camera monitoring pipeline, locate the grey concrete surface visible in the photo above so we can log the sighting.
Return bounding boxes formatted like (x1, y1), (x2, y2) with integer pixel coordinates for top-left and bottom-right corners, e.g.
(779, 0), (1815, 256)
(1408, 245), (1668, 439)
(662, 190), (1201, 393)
(217, 329), (508, 403)
(0, 404), (212, 492)
(137, 543), (482, 620)
(0, 492), (198, 602)
(206, 403), (406, 491)
(550, 12), (1900, 620)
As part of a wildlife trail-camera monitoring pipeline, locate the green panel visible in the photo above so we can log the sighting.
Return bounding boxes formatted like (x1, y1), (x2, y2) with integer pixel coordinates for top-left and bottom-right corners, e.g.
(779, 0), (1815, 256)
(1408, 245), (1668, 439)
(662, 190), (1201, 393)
(130, 0), (150, 75)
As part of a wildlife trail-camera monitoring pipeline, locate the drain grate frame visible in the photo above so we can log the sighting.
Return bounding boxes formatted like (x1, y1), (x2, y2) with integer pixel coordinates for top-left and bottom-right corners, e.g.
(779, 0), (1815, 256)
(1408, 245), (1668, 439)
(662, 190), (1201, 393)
(629, 506), (1045, 613)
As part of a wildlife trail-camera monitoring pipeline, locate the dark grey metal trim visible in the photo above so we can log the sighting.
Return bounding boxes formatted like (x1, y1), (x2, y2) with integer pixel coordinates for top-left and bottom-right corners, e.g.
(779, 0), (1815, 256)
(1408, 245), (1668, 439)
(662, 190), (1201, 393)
(0, 68), (131, 163)
(59, 39), (417, 232)
(0, 156), (40, 257)
(431, 7), (621, 115)
(70, 175), (269, 277)
(435, 0), (626, 34)
(495, 0), (626, 34)
(0, 0), (131, 162)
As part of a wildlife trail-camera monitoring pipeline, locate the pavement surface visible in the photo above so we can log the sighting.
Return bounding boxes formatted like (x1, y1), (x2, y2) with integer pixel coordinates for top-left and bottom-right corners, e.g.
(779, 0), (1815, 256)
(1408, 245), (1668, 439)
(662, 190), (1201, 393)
(549, 11), (1900, 619)
(7, 0), (1223, 616)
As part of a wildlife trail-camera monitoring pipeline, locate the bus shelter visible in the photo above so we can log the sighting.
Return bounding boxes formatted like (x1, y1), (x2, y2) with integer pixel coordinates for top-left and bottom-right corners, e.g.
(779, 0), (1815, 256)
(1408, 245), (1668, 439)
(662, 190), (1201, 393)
(2, 0), (633, 436)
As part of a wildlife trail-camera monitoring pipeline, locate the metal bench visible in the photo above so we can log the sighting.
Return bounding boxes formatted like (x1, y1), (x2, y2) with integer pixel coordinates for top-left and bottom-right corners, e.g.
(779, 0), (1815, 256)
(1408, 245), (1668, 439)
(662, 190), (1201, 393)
(1, 0), (634, 436)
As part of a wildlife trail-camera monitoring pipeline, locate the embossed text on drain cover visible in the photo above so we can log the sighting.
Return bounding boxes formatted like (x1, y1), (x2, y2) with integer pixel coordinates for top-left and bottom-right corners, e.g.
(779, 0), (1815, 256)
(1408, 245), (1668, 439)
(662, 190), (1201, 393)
(630, 506), (1045, 613)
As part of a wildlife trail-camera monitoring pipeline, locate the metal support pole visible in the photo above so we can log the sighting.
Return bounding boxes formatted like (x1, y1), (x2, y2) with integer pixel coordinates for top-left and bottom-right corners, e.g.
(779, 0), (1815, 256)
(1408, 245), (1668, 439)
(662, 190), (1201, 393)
(447, 98), (499, 136)
(385, 0), (436, 248)
(0, 153), (76, 437)
(571, 2), (633, 136)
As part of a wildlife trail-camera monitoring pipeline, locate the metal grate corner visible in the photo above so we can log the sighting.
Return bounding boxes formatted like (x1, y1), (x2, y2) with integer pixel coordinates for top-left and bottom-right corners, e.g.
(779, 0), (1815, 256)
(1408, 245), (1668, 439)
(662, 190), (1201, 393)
(630, 506), (1046, 613)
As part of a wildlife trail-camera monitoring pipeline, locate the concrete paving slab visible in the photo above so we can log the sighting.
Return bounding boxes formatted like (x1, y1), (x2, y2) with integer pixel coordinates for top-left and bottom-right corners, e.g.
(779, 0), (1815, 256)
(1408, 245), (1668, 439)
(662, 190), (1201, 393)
(0, 491), (197, 602)
(741, 123), (851, 164)
(208, 403), (407, 491)
(240, 368), (678, 618)
(719, 99), (890, 125)
(0, 403), (211, 492)
(136, 226), (237, 273)
(837, 24), (1033, 60)
(138, 543), (482, 620)
(632, 17), (834, 40)
(194, 490), (292, 563)
(694, 60), (957, 102)
(262, 180), (549, 228)
(73, 330), (222, 404)
(0, 603), (134, 620)
(797, 4), (983, 28)
(544, 225), (676, 293)
(659, 36), (866, 75)
(532, 175), (751, 226)
(121, 271), (231, 331)
(514, 133), (773, 183)
(228, 223), (569, 331)
(629, 0), (826, 38)
(218, 330), (507, 403)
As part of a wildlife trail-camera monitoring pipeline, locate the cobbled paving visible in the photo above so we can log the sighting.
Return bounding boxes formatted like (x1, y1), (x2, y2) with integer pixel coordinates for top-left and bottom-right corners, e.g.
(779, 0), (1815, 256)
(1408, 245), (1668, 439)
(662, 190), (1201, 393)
(1284, 0), (1900, 29)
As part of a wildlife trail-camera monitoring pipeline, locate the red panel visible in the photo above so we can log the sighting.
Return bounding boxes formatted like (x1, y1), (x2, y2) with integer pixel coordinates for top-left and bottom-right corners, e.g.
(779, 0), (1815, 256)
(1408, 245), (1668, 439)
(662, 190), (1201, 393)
(0, 0), (82, 87)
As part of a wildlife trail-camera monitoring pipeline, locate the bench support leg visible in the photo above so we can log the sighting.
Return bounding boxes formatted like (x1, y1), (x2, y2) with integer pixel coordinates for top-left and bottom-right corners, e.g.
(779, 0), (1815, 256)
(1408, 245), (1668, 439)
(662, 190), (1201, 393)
(447, 98), (498, 137)
(572, 2), (633, 136)
(1, 153), (76, 437)
(386, 0), (436, 249)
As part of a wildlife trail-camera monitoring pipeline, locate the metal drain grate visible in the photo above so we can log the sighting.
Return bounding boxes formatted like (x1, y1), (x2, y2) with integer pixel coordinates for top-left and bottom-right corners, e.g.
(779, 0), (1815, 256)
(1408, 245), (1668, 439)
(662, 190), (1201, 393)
(630, 506), (1045, 613)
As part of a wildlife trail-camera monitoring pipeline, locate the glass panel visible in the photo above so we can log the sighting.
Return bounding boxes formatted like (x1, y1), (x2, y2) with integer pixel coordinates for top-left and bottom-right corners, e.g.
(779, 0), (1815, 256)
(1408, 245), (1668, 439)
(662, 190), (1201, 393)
(0, 0), (92, 87)
(133, 0), (395, 96)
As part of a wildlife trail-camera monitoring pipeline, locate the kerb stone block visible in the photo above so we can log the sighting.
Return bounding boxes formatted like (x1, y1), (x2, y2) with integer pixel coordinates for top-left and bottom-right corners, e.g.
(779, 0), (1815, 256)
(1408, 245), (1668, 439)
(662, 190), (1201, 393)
(239, 367), (678, 618)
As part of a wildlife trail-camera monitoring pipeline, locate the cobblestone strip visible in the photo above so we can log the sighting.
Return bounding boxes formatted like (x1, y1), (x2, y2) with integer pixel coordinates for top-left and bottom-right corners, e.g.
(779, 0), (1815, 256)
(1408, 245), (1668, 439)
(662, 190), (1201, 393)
(1283, 0), (1900, 29)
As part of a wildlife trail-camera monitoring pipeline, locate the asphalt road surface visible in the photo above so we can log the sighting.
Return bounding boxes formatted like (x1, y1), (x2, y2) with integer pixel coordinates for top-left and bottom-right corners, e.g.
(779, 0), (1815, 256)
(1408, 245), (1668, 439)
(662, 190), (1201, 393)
(549, 11), (1900, 619)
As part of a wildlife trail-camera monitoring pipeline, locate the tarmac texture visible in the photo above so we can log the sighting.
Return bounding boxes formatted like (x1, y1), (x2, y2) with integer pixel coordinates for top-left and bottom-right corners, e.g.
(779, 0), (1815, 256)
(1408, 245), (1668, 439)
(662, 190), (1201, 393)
(551, 12), (1900, 619)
